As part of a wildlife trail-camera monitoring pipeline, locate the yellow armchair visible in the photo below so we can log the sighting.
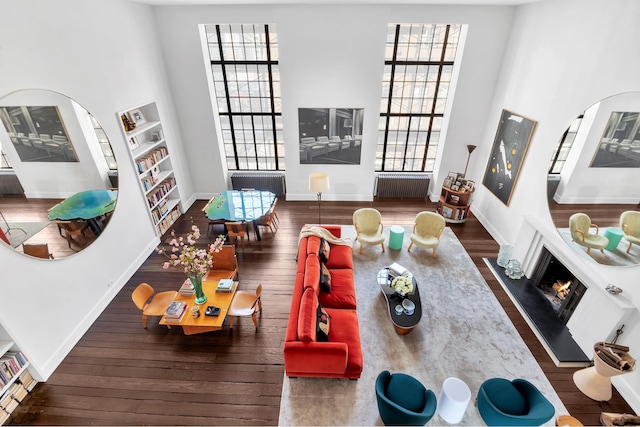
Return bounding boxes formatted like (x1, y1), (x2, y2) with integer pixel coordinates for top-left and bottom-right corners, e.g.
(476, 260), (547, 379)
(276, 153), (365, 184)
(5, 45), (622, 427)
(620, 210), (640, 253)
(353, 208), (385, 254)
(569, 213), (608, 255)
(408, 211), (446, 257)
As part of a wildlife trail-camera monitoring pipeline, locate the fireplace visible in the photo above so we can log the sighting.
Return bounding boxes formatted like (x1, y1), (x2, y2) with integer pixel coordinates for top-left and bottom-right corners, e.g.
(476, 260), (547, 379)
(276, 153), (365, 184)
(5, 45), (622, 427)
(529, 247), (587, 323)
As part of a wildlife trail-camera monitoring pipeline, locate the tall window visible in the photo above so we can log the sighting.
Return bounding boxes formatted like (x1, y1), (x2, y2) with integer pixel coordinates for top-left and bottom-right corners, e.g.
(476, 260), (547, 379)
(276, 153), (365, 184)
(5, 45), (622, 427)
(205, 24), (284, 170)
(549, 114), (583, 174)
(377, 24), (462, 172)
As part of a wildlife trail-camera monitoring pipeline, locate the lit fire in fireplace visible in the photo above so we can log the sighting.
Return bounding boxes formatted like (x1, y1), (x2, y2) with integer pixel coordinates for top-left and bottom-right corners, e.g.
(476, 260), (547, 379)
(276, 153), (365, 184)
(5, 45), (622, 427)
(552, 280), (572, 300)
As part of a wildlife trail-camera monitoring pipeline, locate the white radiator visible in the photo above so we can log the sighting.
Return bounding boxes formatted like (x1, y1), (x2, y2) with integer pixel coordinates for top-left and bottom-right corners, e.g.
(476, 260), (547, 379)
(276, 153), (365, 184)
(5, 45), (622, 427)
(231, 172), (286, 198)
(375, 173), (431, 199)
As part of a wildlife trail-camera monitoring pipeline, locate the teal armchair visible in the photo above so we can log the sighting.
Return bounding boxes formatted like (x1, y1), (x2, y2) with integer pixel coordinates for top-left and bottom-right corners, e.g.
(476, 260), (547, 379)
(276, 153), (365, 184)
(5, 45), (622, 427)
(375, 370), (437, 426)
(477, 378), (555, 426)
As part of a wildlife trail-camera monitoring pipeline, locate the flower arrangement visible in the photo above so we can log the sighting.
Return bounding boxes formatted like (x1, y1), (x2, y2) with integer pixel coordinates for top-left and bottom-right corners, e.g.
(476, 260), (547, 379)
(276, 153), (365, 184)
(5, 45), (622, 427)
(156, 225), (225, 277)
(391, 275), (413, 295)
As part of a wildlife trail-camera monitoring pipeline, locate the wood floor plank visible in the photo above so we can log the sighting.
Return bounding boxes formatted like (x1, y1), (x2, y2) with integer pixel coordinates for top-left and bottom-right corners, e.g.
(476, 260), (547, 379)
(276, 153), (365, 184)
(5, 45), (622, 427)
(1, 196), (635, 426)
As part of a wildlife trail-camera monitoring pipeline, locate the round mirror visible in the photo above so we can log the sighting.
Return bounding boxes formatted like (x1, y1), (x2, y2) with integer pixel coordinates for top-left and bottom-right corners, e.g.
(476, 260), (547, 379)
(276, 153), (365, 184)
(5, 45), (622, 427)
(548, 92), (640, 267)
(0, 89), (118, 259)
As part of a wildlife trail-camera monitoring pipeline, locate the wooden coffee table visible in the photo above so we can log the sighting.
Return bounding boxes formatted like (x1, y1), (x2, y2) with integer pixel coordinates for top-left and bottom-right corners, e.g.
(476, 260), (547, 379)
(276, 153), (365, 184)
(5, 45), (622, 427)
(159, 279), (238, 335)
(377, 267), (422, 335)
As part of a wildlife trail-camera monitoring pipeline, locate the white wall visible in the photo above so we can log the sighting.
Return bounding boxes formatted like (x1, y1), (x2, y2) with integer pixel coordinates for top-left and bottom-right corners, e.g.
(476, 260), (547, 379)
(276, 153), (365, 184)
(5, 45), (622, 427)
(0, 0), (193, 380)
(153, 3), (515, 201)
(469, 0), (640, 411)
(0, 90), (107, 198)
(556, 92), (640, 204)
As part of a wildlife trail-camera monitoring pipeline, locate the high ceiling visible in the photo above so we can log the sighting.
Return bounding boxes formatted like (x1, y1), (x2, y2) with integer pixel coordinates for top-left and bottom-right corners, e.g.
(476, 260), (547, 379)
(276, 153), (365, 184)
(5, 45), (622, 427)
(132, 0), (543, 5)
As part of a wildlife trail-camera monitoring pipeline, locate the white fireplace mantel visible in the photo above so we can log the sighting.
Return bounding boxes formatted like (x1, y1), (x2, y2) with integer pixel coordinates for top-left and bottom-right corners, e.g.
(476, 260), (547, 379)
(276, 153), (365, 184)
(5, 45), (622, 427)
(516, 215), (637, 356)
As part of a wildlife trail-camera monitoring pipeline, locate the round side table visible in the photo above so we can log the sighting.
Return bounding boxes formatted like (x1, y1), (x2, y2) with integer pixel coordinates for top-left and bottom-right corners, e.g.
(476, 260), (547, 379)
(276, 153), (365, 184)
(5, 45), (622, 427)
(604, 227), (624, 251)
(388, 225), (404, 250)
(437, 377), (471, 424)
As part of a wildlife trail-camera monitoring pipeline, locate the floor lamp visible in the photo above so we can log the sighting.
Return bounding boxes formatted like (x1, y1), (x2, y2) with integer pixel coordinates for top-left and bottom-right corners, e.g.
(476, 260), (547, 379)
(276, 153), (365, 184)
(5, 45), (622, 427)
(309, 172), (330, 225)
(463, 144), (477, 178)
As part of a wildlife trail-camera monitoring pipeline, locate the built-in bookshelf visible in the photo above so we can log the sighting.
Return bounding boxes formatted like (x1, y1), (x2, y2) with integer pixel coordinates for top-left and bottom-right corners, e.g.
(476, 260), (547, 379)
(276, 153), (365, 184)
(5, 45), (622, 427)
(118, 101), (182, 236)
(0, 338), (37, 425)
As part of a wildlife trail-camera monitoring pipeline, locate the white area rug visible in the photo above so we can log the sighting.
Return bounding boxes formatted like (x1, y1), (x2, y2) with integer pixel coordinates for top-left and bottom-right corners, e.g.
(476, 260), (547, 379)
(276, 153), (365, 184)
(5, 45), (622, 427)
(278, 226), (566, 426)
(2, 221), (50, 248)
(557, 227), (640, 267)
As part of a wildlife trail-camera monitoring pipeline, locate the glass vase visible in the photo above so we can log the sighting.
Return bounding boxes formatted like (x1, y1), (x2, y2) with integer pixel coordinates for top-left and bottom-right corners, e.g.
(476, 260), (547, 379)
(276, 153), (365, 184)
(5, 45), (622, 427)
(189, 274), (207, 305)
(505, 259), (524, 280)
(497, 245), (514, 268)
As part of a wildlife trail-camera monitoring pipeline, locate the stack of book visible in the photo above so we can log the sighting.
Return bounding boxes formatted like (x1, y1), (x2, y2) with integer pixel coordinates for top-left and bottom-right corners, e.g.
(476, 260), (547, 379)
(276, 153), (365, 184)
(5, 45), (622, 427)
(164, 301), (187, 322)
(17, 370), (37, 392)
(179, 279), (195, 296)
(388, 262), (408, 278)
(216, 279), (234, 293)
(0, 352), (27, 388)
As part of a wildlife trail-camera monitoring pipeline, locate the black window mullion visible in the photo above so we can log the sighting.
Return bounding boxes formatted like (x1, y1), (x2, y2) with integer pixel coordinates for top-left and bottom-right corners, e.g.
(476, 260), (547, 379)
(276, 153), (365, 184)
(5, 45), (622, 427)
(265, 24), (279, 170)
(381, 24), (401, 172)
(216, 25), (240, 169)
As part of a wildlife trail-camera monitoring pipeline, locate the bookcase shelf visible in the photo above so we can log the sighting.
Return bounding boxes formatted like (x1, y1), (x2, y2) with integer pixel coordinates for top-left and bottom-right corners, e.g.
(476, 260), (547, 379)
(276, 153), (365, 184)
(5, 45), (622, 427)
(118, 101), (182, 236)
(0, 336), (37, 425)
(437, 185), (474, 223)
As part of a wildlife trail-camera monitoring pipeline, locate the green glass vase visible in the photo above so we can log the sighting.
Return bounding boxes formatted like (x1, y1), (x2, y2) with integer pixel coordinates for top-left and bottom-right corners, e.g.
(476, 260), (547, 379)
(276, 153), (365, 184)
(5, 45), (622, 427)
(189, 274), (207, 305)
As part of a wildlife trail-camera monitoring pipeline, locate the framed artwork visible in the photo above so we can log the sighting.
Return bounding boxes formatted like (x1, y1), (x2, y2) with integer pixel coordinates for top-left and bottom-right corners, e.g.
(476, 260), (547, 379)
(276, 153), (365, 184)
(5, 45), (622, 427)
(482, 109), (537, 206)
(0, 105), (79, 162)
(298, 108), (364, 165)
(128, 108), (146, 126)
(128, 135), (140, 150)
(590, 111), (640, 168)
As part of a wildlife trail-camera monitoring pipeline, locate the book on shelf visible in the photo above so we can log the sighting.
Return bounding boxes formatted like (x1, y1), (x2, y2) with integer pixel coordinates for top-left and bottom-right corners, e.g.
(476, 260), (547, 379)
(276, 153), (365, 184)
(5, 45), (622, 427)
(216, 279), (234, 293)
(179, 279), (195, 296)
(17, 370), (36, 392)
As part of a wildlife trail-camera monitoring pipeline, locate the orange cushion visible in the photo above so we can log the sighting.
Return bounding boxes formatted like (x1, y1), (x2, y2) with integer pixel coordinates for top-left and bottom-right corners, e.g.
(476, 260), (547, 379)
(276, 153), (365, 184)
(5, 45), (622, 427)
(297, 288), (318, 342)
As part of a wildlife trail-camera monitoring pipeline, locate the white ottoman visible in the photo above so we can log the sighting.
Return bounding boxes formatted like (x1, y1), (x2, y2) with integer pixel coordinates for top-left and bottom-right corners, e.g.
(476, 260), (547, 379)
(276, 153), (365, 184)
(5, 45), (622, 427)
(438, 377), (471, 424)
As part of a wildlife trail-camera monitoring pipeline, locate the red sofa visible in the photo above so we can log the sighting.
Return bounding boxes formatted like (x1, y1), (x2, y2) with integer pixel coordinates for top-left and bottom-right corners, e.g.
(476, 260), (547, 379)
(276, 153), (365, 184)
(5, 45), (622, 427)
(284, 225), (363, 379)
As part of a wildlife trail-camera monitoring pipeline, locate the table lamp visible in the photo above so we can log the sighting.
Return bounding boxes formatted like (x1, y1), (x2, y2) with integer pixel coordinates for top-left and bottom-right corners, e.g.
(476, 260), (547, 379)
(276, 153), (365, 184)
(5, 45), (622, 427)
(309, 172), (330, 225)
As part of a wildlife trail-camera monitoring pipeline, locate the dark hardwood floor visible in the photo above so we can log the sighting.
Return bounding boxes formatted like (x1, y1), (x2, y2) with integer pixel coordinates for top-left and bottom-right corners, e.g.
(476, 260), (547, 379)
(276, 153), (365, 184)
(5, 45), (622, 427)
(2, 196), (636, 425)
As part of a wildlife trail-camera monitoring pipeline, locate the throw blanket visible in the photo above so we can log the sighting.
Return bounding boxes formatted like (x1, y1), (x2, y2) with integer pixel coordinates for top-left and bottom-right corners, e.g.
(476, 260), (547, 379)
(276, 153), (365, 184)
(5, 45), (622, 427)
(299, 226), (353, 246)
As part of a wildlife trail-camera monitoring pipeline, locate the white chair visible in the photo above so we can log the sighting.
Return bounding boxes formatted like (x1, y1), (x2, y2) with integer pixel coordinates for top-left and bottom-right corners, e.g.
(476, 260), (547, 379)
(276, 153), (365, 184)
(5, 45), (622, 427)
(408, 211), (446, 257)
(352, 208), (385, 254)
(228, 284), (262, 330)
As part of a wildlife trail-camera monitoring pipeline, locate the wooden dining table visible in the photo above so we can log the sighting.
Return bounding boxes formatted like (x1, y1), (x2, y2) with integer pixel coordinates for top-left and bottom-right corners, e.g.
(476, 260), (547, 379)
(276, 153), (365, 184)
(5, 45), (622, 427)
(159, 279), (238, 335)
(203, 190), (275, 241)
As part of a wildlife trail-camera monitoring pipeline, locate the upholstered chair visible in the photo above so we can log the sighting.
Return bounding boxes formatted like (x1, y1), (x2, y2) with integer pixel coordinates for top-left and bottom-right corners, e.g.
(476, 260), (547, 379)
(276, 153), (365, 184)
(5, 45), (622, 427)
(569, 213), (608, 255)
(408, 211), (446, 257)
(619, 210), (640, 253)
(375, 370), (437, 426)
(353, 208), (385, 254)
(477, 378), (555, 426)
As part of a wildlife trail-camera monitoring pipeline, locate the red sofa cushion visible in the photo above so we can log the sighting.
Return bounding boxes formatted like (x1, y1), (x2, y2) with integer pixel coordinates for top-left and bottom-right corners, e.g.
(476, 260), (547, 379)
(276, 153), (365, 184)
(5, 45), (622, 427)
(325, 244), (354, 270)
(297, 287), (318, 342)
(319, 268), (356, 310)
(325, 307), (363, 377)
(303, 253), (321, 294)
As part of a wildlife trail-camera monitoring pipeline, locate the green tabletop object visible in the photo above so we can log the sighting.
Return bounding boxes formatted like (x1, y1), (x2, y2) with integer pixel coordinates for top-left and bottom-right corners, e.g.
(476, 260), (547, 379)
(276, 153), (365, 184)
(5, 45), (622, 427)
(204, 190), (275, 221)
(48, 189), (118, 221)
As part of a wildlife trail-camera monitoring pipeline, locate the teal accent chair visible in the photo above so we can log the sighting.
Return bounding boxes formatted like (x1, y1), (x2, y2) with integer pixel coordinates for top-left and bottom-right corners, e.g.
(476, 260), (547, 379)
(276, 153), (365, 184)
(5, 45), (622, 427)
(375, 370), (437, 426)
(477, 378), (555, 426)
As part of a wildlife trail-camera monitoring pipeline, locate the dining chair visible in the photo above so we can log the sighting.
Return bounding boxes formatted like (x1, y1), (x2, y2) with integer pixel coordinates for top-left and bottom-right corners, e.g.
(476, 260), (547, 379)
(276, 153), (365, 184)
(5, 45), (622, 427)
(225, 221), (249, 249)
(205, 245), (239, 281)
(131, 283), (177, 329)
(256, 209), (278, 235)
(22, 243), (55, 259)
(56, 219), (91, 250)
(228, 284), (262, 331)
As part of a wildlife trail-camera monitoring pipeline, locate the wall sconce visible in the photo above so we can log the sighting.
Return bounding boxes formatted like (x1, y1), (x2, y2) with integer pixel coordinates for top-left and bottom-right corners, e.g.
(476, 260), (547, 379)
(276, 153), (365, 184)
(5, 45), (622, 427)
(463, 144), (477, 178)
(309, 172), (330, 225)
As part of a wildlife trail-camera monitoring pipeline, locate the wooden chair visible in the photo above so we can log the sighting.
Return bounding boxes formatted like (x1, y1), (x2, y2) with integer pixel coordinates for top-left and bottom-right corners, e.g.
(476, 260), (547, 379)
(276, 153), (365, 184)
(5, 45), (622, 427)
(225, 221), (249, 249)
(22, 243), (54, 259)
(228, 284), (262, 330)
(131, 283), (177, 329)
(56, 219), (91, 250)
(256, 210), (278, 235)
(205, 245), (239, 282)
